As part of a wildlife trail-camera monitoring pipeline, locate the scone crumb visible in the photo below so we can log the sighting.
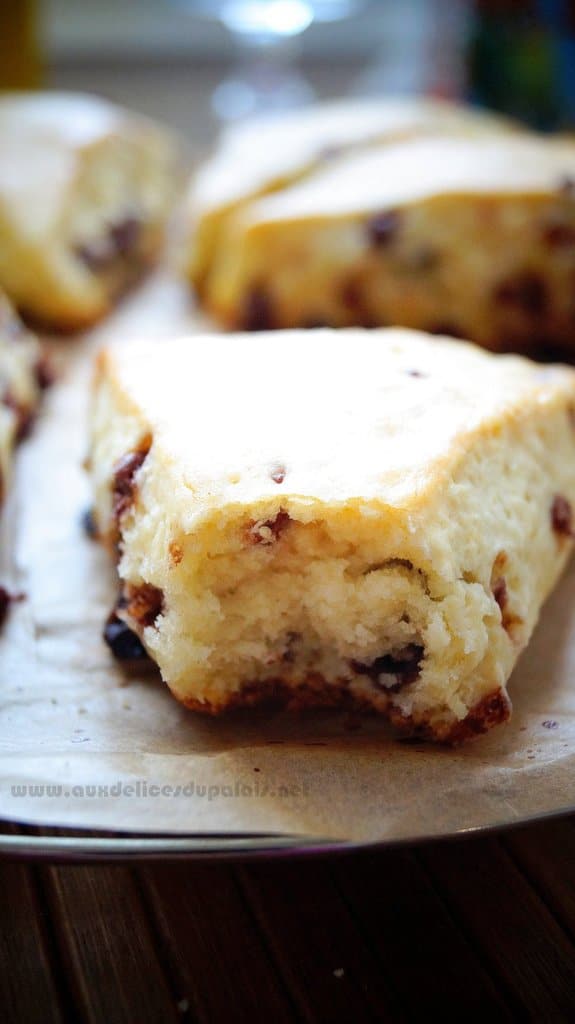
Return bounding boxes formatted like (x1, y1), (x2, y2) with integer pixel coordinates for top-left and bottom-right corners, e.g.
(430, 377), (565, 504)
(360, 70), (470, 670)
(169, 540), (184, 565)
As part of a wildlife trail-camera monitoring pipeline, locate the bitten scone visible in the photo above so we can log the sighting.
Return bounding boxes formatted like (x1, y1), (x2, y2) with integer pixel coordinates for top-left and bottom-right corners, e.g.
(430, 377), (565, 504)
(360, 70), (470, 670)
(0, 291), (43, 502)
(0, 92), (177, 330)
(89, 328), (575, 743)
(185, 97), (513, 299)
(197, 131), (575, 357)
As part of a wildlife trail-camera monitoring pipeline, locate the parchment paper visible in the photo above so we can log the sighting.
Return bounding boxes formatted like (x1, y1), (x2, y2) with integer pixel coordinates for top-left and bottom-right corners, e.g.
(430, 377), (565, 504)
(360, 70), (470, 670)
(1, 272), (575, 844)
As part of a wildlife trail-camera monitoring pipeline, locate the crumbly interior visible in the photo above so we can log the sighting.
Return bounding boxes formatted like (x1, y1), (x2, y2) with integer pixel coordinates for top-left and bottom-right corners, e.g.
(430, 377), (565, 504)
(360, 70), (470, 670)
(136, 512), (506, 739)
(90, 347), (575, 740)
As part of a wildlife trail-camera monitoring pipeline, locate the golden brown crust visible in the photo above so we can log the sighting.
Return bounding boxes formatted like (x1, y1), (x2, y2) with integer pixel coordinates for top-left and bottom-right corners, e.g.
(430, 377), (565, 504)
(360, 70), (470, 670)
(179, 675), (378, 716)
(176, 675), (511, 744)
(19, 245), (161, 334)
(390, 689), (511, 744)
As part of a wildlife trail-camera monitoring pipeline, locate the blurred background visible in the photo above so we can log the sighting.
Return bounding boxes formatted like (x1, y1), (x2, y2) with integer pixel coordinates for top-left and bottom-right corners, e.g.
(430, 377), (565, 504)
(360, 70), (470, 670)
(2, 0), (575, 150)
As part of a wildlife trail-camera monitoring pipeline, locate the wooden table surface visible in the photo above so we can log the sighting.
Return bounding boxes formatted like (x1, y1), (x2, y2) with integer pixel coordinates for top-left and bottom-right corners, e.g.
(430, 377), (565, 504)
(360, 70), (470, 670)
(2, 815), (575, 1022)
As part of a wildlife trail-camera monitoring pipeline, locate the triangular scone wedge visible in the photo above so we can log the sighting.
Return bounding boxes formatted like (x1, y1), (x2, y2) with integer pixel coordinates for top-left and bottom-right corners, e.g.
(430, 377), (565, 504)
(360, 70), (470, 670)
(89, 328), (575, 742)
(0, 93), (177, 330)
(202, 133), (575, 358)
(184, 97), (514, 296)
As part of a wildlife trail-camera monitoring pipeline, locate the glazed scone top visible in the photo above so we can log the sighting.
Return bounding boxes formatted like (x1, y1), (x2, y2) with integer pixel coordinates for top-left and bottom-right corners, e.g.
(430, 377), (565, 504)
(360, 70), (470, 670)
(96, 328), (575, 512)
(189, 97), (514, 215)
(0, 92), (148, 147)
(238, 134), (575, 224)
(0, 92), (175, 238)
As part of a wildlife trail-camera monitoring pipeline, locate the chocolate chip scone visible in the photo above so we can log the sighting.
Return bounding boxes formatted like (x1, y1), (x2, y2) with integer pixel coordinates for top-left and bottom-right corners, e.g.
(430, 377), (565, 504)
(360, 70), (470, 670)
(0, 291), (44, 502)
(198, 131), (575, 358)
(185, 97), (514, 300)
(0, 92), (177, 330)
(89, 328), (575, 743)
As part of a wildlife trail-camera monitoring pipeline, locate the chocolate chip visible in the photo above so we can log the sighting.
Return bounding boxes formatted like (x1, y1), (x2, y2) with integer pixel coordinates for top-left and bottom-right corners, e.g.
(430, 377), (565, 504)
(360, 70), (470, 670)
(351, 644), (423, 692)
(281, 631), (300, 663)
(242, 287), (274, 331)
(81, 507), (98, 540)
(0, 586), (11, 628)
(406, 369), (427, 378)
(35, 353), (55, 390)
(542, 719), (559, 729)
(119, 583), (164, 628)
(0, 587), (25, 629)
(340, 277), (364, 311)
(551, 494), (574, 537)
(249, 509), (291, 545)
(110, 216), (141, 257)
(112, 445), (150, 520)
(427, 322), (465, 339)
(302, 318), (331, 329)
(270, 464), (286, 484)
(367, 209), (401, 248)
(75, 215), (141, 272)
(543, 223), (575, 247)
(558, 175), (575, 197)
(337, 278), (377, 326)
(103, 612), (149, 660)
(493, 272), (548, 316)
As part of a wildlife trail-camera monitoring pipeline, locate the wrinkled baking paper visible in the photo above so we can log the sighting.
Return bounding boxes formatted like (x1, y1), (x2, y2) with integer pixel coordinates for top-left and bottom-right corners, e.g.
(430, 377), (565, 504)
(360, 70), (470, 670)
(1, 272), (575, 843)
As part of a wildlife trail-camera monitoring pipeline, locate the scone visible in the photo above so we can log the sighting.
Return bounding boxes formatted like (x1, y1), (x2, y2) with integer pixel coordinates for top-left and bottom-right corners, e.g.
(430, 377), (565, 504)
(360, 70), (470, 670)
(185, 97), (514, 298)
(0, 92), (177, 330)
(88, 328), (575, 743)
(0, 292), (43, 501)
(198, 131), (575, 357)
